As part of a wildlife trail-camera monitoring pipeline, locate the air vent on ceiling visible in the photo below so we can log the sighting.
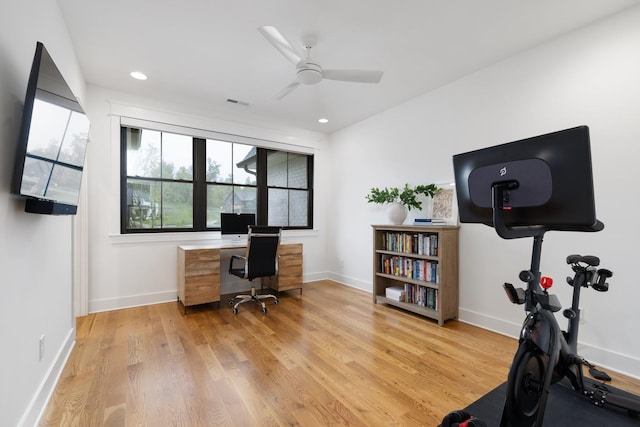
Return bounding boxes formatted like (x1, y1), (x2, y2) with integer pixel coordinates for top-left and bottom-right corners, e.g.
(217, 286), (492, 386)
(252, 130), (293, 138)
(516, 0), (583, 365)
(226, 98), (249, 106)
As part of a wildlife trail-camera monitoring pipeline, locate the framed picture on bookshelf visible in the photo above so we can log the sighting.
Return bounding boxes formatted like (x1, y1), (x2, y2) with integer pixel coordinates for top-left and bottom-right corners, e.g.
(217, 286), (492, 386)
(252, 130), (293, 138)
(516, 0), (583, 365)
(431, 184), (458, 225)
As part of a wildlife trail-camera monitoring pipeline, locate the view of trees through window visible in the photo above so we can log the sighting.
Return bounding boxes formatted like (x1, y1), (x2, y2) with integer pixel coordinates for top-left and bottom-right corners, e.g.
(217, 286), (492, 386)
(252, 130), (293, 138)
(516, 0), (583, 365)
(205, 140), (256, 228)
(121, 125), (313, 233)
(21, 99), (89, 204)
(125, 129), (194, 229)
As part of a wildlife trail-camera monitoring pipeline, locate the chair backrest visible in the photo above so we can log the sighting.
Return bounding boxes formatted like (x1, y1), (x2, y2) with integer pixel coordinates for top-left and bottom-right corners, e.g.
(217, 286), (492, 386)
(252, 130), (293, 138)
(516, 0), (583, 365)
(245, 226), (281, 280)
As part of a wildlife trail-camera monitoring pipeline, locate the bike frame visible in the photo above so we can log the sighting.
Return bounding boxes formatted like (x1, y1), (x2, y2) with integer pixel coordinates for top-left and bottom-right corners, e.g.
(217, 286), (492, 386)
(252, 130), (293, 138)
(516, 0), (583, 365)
(493, 183), (640, 426)
(509, 235), (580, 427)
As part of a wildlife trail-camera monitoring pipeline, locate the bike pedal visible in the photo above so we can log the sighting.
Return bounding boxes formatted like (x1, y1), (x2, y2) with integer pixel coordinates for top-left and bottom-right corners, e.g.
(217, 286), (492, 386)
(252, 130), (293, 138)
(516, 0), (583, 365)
(589, 366), (612, 382)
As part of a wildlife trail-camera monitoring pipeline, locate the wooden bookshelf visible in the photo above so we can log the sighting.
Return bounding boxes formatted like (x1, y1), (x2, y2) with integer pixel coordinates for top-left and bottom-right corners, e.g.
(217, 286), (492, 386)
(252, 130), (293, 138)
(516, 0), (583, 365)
(372, 224), (459, 326)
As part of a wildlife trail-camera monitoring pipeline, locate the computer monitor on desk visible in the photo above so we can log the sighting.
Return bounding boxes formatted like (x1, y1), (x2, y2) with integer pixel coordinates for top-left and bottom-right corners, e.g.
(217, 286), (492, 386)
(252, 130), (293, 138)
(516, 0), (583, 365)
(220, 212), (256, 244)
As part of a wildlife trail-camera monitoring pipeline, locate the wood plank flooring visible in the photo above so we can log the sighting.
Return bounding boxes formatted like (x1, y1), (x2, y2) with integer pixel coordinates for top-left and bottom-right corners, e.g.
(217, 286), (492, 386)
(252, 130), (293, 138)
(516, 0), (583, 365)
(40, 280), (640, 426)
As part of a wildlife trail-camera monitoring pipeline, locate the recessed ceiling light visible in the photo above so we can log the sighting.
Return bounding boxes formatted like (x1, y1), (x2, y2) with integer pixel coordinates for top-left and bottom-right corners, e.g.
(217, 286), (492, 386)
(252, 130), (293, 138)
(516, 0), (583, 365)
(318, 118), (329, 124)
(130, 71), (148, 80)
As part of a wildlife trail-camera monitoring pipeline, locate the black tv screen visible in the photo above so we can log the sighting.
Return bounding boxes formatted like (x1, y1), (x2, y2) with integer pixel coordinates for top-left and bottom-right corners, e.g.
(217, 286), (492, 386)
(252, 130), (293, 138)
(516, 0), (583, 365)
(11, 42), (90, 215)
(452, 126), (598, 230)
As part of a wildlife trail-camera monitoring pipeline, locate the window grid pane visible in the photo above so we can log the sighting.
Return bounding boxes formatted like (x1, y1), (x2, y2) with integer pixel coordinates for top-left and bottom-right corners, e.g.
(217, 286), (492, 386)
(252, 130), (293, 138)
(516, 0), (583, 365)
(161, 182), (193, 228)
(126, 179), (161, 229)
(127, 129), (161, 178)
(206, 184), (232, 227)
(289, 190), (308, 227)
(287, 153), (308, 189)
(267, 151), (287, 187)
(206, 139), (232, 183)
(161, 132), (192, 180)
(268, 188), (288, 227)
(206, 184), (257, 227)
(233, 144), (256, 185)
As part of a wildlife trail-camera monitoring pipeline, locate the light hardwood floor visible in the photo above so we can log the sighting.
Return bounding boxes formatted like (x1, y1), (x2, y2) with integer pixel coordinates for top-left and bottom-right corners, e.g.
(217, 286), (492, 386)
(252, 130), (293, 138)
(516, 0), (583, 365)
(40, 280), (640, 426)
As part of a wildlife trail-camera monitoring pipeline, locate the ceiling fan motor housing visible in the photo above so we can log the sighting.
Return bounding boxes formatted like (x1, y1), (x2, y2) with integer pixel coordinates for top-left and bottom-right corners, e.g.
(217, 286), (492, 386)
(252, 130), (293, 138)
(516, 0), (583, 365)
(296, 63), (322, 85)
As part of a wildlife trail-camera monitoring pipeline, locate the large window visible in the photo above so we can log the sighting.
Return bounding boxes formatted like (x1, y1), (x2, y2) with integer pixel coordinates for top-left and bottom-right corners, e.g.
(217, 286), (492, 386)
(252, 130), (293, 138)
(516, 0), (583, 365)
(121, 125), (313, 233)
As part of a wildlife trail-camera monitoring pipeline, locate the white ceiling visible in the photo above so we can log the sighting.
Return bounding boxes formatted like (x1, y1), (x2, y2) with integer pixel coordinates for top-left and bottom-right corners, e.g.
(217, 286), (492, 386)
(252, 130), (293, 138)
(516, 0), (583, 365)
(57, 0), (640, 134)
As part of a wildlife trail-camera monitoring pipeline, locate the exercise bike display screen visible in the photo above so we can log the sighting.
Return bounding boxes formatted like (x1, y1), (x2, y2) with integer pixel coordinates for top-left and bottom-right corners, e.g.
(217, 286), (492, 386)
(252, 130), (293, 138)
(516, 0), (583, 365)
(453, 126), (598, 230)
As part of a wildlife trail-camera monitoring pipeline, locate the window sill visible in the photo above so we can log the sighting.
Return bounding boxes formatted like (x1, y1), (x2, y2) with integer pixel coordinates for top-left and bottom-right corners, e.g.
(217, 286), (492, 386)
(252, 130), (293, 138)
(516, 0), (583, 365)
(108, 228), (319, 245)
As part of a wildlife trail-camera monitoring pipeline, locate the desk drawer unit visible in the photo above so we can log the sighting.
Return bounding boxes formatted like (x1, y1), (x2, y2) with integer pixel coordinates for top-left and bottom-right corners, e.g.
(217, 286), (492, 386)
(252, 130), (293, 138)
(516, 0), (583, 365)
(263, 243), (303, 293)
(178, 247), (220, 307)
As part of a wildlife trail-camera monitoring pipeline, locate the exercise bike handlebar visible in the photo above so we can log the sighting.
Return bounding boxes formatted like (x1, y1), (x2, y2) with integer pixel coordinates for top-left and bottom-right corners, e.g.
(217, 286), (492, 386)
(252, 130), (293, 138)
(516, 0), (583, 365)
(566, 254), (600, 267)
(491, 182), (605, 239)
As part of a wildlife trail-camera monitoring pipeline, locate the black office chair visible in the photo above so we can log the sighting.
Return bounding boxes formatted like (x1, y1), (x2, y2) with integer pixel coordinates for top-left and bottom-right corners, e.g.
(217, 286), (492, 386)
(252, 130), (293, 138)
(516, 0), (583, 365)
(228, 226), (281, 313)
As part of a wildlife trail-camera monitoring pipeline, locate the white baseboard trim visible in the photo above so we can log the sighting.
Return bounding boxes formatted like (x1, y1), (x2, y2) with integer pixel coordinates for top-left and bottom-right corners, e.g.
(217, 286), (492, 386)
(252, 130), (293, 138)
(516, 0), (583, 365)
(458, 307), (640, 380)
(324, 272), (371, 292)
(88, 274), (333, 313)
(303, 271), (328, 283)
(458, 307), (521, 339)
(89, 290), (177, 313)
(578, 343), (640, 380)
(20, 328), (75, 427)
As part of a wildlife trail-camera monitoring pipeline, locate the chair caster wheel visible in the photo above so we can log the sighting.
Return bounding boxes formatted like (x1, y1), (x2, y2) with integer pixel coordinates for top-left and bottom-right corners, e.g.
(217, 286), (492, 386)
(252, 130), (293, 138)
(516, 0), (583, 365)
(274, 300), (279, 305)
(262, 307), (267, 313)
(233, 308), (238, 314)
(228, 299), (233, 305)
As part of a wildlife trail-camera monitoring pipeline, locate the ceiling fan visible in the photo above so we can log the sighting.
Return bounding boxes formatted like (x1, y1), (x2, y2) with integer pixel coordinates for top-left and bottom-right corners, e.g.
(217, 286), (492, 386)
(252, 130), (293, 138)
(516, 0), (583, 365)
(258, 26), (384, 100)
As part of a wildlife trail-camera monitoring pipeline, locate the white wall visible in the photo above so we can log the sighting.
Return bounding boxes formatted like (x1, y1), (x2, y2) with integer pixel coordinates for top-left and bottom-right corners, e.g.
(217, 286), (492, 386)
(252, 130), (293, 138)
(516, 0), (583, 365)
(4, 6), (639, 425)
(83, 86), (331, 313)
(0, 3), (86, 426)
(329, 6), (640, 378)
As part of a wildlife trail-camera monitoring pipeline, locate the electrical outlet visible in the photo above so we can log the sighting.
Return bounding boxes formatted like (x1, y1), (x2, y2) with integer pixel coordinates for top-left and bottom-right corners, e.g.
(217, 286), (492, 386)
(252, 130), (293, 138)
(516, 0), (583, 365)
(39, 335), (45, 361)
(579, 307), (586, 324)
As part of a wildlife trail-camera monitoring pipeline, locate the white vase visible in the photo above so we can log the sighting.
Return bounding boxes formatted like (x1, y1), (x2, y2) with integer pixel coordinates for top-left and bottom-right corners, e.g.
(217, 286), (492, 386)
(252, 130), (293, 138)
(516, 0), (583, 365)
(388, 202), (407, 225)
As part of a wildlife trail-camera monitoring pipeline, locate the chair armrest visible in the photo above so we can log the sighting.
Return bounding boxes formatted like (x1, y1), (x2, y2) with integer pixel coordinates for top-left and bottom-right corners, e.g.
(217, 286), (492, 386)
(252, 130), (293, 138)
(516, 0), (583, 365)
(229, 254), (247, 273)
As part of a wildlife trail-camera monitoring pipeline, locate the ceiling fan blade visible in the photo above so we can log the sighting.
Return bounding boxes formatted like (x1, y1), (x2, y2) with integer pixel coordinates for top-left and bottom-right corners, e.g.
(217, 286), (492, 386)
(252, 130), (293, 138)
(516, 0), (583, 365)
(322, 69), (384, 83)
(258, 26), (304, 65)
(274, 81), (300, 100)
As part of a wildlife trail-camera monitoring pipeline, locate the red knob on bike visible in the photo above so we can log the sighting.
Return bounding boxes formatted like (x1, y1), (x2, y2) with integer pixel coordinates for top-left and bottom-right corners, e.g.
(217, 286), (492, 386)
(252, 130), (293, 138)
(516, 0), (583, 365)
(540, 276), (553, 290)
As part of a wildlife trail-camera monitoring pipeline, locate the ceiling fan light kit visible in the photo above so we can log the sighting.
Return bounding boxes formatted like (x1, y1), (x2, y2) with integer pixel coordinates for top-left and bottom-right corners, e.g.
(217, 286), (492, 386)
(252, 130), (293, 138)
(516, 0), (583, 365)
(259, 25), (383, 99)
(297, 64), (322, 85)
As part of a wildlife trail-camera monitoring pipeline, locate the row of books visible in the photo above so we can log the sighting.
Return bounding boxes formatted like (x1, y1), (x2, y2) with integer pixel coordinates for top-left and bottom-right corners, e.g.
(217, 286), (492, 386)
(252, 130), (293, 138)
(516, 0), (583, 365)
(380, 254), (439, 283)
(381, 231), (439, 256)
(404, 283), (438, 310)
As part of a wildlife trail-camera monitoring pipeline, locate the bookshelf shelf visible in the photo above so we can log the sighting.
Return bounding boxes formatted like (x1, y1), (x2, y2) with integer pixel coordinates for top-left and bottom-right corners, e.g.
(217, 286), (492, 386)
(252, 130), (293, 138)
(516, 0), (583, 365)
(372, 224), (459, 326)
(375, 272), (438, 289)
(374, 296), (439, 318)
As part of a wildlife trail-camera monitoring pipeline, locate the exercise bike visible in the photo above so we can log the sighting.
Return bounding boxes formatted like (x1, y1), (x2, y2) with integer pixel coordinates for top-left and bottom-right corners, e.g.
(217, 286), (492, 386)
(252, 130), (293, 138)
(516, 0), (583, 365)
(489, 183), (640, 427)
(451, 126), (640, 426)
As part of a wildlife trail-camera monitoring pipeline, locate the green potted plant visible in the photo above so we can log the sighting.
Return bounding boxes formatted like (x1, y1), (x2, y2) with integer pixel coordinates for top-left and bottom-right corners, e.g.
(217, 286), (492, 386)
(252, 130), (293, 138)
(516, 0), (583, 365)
(366, 183), (440, 224)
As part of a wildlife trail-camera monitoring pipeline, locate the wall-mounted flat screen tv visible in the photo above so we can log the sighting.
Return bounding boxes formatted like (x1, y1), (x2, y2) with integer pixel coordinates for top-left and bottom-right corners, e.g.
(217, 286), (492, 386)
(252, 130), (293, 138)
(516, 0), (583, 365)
(11, 42), (90, 215)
